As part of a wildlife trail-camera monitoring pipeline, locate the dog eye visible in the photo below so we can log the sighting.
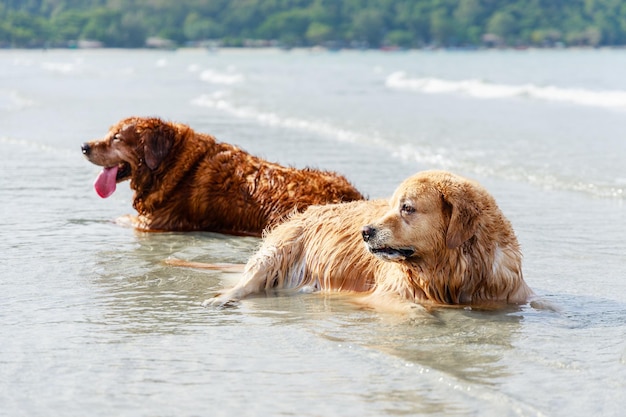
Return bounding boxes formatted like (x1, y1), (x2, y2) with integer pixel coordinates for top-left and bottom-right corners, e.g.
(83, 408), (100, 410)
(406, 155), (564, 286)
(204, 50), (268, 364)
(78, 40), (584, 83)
(113, 134), (122, 142)
(401, 203), (415, 215)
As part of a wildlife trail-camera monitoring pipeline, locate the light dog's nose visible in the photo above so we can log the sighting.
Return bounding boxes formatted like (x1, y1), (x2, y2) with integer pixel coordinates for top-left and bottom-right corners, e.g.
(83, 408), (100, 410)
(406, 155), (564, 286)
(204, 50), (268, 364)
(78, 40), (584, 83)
(81, 143), (91, 156)
(361, 225), (376, 242)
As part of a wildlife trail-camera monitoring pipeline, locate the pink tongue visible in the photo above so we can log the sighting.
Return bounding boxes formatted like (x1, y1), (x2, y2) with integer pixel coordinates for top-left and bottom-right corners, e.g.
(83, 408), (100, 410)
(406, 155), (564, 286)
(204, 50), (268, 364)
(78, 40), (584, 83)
(94, 166), (119, 198)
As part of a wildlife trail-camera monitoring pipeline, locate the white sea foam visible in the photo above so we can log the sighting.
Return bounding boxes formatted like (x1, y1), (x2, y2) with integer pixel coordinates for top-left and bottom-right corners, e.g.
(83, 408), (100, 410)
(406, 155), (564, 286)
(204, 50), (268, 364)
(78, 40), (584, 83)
(187, 64), (201, 73)
(0, 136), (76, 159)
(192, 92), (457, 169)
(191, 92), (624, 199)
(386, 71), (626, 110)
(0, 90), (36, 111)
(199, 69), (245, 85)
(392, 140), (625, 198)
(41, 59), (84, 74)
(192, 93), (363, 143)
(11, 57), (33, 67)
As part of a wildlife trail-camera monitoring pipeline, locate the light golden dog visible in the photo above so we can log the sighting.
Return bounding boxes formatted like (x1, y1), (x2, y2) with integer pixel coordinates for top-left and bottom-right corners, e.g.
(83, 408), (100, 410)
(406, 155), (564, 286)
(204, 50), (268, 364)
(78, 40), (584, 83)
(203, 170), (534, 310)
(81, 117), (363, 236)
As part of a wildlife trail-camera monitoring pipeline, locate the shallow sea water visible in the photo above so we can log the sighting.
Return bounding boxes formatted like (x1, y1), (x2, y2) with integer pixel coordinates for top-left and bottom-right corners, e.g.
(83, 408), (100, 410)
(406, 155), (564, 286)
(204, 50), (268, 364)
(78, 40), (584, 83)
(1, 48), (625, 416)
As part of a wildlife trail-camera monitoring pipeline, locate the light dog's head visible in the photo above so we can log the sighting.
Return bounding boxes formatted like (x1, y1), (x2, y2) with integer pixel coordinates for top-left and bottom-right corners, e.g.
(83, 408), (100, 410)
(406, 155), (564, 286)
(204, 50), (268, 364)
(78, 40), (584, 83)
(81, 117), (175, 198)
(362, 171), (484, 262)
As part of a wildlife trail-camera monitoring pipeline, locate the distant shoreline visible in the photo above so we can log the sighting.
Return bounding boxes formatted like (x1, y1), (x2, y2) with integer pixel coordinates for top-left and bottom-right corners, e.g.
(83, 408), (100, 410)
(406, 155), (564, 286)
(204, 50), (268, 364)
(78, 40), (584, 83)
(2, 45), (625, 54)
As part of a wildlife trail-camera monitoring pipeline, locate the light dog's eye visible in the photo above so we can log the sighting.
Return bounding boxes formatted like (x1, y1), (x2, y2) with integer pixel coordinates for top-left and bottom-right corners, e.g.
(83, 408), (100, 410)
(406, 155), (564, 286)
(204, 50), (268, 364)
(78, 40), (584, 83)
(401, 203), (415, 215)
(113, 133), (122, 142)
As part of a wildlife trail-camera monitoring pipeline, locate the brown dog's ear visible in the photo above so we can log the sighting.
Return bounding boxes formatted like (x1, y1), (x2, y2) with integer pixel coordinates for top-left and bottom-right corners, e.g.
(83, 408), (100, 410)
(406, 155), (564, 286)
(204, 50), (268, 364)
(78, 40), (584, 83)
(442, 184), (481, 249)
(142, 121), (174, 170)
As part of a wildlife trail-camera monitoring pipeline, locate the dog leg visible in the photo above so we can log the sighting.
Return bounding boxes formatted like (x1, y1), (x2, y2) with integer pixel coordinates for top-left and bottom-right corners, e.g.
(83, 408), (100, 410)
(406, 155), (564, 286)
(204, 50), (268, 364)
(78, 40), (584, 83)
(202, 245), (285, 308)
(115, 214), (140, 229)
(164, 258), (245, 272)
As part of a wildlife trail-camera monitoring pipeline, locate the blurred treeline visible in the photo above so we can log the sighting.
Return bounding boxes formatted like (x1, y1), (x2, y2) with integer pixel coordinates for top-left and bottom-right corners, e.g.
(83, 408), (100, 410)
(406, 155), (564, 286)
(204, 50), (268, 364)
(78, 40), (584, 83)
(1, 0), (625, 48)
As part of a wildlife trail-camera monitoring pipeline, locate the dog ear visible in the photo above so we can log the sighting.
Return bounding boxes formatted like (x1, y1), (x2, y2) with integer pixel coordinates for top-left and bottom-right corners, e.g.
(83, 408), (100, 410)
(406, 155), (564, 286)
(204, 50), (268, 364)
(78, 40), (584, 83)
(142, 121), (174, 170)
(442, 184), (481, 249)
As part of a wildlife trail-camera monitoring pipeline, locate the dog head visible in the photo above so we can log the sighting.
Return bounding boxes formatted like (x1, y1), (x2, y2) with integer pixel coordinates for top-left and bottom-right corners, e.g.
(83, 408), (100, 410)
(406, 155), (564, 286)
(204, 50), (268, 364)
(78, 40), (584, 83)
(81, 117), (175, 198)
(362, 171), (483, 262)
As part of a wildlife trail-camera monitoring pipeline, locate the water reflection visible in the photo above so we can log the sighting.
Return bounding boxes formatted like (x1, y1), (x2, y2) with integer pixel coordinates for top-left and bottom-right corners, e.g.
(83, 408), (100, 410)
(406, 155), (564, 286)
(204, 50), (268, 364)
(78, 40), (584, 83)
(371, 309), (523, 384)
(86, 227), (626, 406)
(304, 298), (525, 385)
(88, 231), (258, 335)
(88, 229), (527, 384)
(217, 290), (526, 385)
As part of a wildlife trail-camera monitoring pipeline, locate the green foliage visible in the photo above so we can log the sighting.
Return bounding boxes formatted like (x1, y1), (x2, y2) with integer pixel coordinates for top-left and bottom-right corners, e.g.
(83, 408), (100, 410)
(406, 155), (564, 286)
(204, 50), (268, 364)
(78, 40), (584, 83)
(2, 0), (626, 48)
(351, 9), (386, 46)
(305, 21), (333, 44)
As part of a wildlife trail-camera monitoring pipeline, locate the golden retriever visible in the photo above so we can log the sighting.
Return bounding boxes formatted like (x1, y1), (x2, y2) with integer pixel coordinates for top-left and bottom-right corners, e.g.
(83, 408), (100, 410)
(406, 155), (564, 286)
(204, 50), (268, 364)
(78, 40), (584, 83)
(204, 170), (534, 310)
(81, 116), (364, 235)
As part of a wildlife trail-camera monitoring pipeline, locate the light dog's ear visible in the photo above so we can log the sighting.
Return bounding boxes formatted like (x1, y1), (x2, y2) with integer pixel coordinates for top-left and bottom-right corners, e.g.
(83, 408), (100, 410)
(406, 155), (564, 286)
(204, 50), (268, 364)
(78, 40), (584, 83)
(142, 120), (174, 170)
(442, 184), (481, 249)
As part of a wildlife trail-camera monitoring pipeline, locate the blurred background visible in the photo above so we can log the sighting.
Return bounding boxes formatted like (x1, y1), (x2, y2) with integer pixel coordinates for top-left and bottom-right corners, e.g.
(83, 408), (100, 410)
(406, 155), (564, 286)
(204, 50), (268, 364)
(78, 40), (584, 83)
(1, 2), (625, 417)
(1, 0), (624, 50)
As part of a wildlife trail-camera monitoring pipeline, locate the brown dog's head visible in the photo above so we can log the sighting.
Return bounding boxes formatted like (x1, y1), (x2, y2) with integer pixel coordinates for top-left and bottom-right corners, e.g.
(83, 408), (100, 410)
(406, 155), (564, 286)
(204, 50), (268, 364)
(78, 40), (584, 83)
(81, 117), (175, 198)
(361, 171), (485, 262)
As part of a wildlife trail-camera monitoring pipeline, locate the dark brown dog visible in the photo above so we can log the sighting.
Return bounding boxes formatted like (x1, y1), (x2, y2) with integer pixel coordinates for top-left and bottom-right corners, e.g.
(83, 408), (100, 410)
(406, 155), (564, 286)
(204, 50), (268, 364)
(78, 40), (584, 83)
(81, 117), (364, 235)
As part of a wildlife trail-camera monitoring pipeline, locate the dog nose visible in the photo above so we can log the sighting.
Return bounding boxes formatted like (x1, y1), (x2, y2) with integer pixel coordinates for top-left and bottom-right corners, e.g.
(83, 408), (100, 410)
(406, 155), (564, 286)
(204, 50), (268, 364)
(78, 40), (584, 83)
(362, 225), (376, 242)
(81, 143), (91, 155)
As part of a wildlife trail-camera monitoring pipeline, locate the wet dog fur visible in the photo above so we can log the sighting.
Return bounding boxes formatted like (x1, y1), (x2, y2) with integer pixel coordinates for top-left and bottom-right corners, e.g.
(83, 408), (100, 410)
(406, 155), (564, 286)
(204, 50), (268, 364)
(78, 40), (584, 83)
(82, 116), (364, 236)
(204, 170), (534, 311)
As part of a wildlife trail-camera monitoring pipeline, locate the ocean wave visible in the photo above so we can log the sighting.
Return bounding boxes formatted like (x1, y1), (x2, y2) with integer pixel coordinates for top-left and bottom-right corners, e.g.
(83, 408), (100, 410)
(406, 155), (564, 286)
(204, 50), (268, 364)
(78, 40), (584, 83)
(191, 92), (624, 199)
(192, 93), (364, 143)
(198, 68), (245, 85)
(386, 71), (626, 110)
(41, 59), (84, 75)
(191, 92), (454, 167)
(394, 141), (624, 198)
(0, 90), (36, 111)
(0, 136), (76, 158)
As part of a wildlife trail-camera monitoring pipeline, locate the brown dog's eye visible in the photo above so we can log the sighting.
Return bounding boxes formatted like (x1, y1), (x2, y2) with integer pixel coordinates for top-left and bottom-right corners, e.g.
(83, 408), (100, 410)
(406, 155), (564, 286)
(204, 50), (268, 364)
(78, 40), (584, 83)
(401, 203), (415, 215)
(113, 134), (122, 142)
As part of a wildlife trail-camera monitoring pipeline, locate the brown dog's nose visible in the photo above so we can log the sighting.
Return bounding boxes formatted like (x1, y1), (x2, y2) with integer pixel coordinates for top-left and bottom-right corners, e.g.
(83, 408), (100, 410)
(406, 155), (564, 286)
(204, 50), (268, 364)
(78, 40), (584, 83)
(362, 225), (376, 242)
(81, 143), (91, 156)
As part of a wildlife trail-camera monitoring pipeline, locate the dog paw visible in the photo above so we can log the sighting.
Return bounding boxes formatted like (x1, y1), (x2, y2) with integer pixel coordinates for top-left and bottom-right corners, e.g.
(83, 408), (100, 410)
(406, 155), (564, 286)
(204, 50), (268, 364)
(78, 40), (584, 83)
(202, 295), (240, 309)
(298, 285), (319, 294)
